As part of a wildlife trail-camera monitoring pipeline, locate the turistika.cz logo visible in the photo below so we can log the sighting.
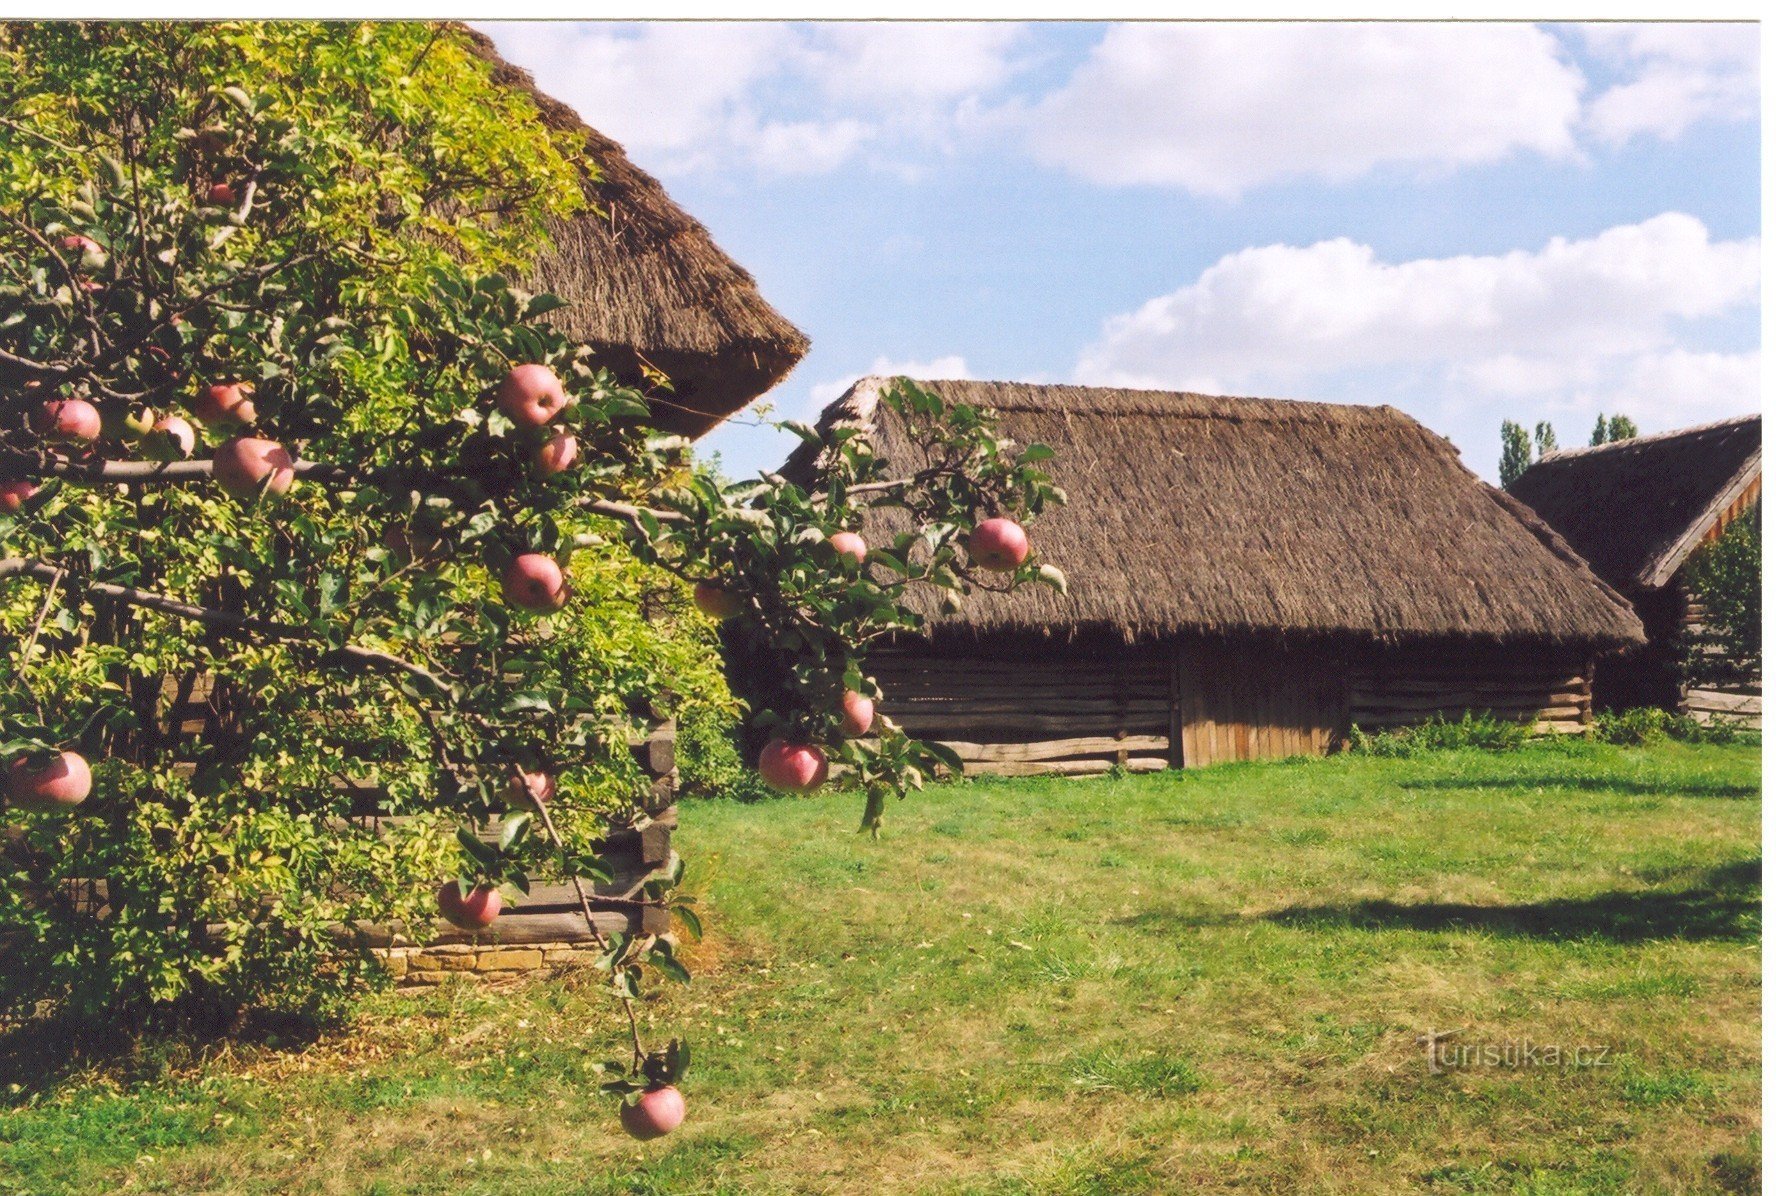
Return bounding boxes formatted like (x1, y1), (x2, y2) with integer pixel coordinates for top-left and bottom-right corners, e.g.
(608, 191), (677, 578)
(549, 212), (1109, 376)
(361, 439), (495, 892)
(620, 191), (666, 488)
(1415, 1030), (1613, 1075)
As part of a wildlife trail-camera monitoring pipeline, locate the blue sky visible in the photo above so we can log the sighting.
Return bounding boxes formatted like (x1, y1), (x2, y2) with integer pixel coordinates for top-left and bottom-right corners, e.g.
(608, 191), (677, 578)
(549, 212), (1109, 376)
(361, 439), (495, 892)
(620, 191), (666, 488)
(482, 21), (1759, 484)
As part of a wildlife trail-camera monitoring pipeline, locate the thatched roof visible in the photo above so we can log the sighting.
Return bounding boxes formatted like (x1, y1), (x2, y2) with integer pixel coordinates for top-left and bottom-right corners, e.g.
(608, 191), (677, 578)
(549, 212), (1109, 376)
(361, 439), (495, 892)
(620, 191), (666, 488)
(789, 378), (1644, 648)
(1508, 413), (1761, 592)
(461, 28), (809, 438)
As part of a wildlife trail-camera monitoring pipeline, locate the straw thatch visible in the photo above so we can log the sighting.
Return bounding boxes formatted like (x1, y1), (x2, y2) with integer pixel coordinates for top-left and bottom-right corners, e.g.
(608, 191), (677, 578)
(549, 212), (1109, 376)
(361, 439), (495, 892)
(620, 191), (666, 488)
(1508, 414), (1761, 592)
(461, 28), (809, 438)
(790, 378), (1645, 648)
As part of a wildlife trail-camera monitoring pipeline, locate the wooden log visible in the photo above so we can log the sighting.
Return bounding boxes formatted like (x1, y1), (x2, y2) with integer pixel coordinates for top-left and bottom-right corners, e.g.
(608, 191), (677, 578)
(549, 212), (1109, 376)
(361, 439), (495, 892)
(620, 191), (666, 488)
(959, 756), (1170, 777)
(1683, 689), (1763, 714)
(932, 735), (1170, 763)
(886, 713), (1171, 737)
(1347, 676), (1584, 695)
(1349, 696), (1591, 714)
(1347, 688), (1587, 709)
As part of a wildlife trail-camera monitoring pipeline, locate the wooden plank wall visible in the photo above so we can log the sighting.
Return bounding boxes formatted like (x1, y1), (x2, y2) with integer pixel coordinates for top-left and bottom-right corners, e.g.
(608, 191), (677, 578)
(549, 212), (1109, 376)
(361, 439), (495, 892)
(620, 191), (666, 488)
(1172, 640), (1345, 767)
(1349, 647), (1592, 735)
(871, 642), (1171, 776)
(1680, 595), (1761, 729)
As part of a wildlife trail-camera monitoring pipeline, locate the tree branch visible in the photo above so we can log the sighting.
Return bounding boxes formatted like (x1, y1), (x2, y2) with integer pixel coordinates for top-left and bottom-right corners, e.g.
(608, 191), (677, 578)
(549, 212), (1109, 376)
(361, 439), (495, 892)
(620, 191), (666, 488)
(0, 557), (451, 695)
(0, 454), (690, 527)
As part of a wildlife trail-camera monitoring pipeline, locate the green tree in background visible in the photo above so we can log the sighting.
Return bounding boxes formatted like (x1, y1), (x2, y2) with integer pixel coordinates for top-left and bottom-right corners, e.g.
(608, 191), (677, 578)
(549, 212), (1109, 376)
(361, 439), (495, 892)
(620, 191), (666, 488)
(1534, 421), (1558, 459)
(1685, 502), (1760, 687)
(1499, 420), (1532, 487)
(1592, 414), (1641, 446)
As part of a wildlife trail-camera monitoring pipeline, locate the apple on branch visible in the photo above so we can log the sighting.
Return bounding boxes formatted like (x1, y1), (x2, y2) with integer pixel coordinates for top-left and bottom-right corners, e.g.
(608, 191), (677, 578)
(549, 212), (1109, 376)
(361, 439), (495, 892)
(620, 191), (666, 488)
(502, 767), (555, 811)
(32, 397), (102, 444)
(6, 751), (93, 812)
(532, 431), (579, 478)
(502, 553), (570, 612)
(828, 531), (867, 565)
(498, 364), (570, 428)
(212, 437), (295, 500)
(437, 880), (501, 930)
(0, 480), (38, 514)
(839, 691), (876, 738)
(56, 234), (106, 270)
(191, 381), (258, 426)
(758, 738), (828, 793)
(620, 1086), (687, 1141)
(967, 517), (1029, 572)
(143, 414), (198, 461)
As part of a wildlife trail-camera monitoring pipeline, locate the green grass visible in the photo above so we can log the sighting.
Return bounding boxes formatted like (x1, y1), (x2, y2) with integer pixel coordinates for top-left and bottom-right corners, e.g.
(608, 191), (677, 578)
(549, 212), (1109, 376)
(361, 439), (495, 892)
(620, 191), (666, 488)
(0, 740), (1760, 1194)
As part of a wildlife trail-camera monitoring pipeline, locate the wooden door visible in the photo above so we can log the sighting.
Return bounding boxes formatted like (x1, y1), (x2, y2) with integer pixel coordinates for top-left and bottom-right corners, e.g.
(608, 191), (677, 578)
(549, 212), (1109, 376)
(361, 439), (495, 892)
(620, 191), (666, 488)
(1172, 639), (1345, 767)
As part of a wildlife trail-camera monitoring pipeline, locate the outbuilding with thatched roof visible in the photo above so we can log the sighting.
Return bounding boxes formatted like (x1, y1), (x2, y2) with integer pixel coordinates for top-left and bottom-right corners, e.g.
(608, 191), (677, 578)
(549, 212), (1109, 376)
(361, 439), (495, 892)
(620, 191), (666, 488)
(789, 378), (1646, 775)
(1509, 414), (1761, 725)
(464, 29), (808, 438)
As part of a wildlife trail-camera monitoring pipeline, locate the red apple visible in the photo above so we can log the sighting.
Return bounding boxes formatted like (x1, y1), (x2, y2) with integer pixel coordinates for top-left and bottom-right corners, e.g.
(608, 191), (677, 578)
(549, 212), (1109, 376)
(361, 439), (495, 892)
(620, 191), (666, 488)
(212, 437), (295, 500)
(57, 234), (105, 269)
(501, 768), (556, 811)
(6, 751), (92, 811)
(967, 517), (1029, 572)
(191, 381), (257, 425)
(531, 432), (579, 478)
(829, 531), (868, 565)
(758, 738), (828, 794)
(502, 553), (568, 612)
(620, 1085), (686, 1141)
(692, 581), (743, 621)
(32, 397), (102, 444)
(144, 414), (197, 461)
(497, 364), (569, 428)
(839, 691), (876, 738)
(206, 182), (238, 206)
(437, 880), (501, 930)
(0, 480), (38, 514)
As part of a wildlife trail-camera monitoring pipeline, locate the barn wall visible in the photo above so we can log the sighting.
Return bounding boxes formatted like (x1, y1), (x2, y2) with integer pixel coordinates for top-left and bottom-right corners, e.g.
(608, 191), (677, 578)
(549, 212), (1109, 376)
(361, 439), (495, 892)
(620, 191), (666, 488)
(1349, 643), (1594, 735)
(873, 635), (1602, 779)
(870, 639), (1171, 776)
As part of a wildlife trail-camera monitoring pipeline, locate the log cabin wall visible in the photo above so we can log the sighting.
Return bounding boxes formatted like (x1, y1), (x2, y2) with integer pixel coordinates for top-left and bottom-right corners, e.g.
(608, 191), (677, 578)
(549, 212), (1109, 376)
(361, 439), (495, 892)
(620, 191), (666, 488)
(1349, 643), (1594, 735)
(870, 637), (1172, 777)
(875, 635), (1604, 778)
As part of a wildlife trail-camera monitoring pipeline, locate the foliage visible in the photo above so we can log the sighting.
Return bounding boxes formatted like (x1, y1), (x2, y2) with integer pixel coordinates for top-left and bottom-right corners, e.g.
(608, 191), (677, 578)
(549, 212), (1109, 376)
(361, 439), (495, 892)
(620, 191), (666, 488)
(1346, 710), (1529, 757)
(1498, 420), (1531, 487)
(1590, 706), (1740, 747)
(1591, 413), (1640, 446)
(1533, 419), (1557, 459)
(0, 20), (1057, 1044)
(1684, 503), (1760, 687)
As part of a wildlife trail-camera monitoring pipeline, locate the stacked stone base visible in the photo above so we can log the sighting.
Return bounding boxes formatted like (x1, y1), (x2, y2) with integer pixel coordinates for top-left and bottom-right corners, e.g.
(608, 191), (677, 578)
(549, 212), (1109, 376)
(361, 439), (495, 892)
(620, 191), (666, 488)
(377, 940), (605, 984)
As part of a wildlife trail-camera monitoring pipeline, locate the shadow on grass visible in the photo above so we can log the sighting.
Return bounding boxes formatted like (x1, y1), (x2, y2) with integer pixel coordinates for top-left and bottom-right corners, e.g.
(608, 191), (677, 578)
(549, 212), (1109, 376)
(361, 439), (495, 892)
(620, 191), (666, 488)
(0, 1005), (326, 1105)
(1262, 859), (1760, 943)
(1398, 775), (1760, 800)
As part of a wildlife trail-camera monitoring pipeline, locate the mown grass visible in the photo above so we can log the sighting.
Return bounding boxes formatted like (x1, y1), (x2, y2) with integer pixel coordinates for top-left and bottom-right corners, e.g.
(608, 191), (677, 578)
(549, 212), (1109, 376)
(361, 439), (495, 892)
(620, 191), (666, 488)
(0, 739), (1760, 1194)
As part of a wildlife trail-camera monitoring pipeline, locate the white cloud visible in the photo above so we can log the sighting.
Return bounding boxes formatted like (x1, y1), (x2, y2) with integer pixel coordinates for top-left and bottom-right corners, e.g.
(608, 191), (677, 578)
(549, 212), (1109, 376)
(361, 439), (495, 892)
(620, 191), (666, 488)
(478, 21), (1030, 178)
(807, 354), (973, 412)
(1076, 213), (1757, 390)
(1024, 24), (1585, 197)
(1580, 24), (1758, 145)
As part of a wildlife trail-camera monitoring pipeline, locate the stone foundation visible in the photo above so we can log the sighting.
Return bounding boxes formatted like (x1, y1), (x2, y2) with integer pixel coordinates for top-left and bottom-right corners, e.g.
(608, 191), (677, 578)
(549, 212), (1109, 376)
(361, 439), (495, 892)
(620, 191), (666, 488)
(378, 940), (604, 984)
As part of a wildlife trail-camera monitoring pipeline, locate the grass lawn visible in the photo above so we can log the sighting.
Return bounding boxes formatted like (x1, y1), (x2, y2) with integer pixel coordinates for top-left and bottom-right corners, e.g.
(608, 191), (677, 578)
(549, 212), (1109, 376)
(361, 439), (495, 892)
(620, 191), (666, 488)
(0, 740), (1760, 1195)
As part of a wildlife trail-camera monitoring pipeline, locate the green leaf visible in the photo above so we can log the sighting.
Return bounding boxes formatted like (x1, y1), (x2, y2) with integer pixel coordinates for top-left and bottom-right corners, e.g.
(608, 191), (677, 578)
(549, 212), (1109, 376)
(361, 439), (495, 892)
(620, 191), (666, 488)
(671, 905), (703, 941)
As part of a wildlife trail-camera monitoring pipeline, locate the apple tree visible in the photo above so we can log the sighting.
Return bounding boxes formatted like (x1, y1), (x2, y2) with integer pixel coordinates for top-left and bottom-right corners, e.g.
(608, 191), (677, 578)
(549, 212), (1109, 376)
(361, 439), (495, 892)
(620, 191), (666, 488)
(0, 21), (1059, 1118)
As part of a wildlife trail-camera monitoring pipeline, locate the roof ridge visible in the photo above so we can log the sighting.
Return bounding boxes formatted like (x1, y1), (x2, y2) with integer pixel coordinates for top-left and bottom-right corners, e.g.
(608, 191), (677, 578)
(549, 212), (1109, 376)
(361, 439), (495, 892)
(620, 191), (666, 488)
(1538, 411), (1761, 462)
(877, 377), (1412, 425)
